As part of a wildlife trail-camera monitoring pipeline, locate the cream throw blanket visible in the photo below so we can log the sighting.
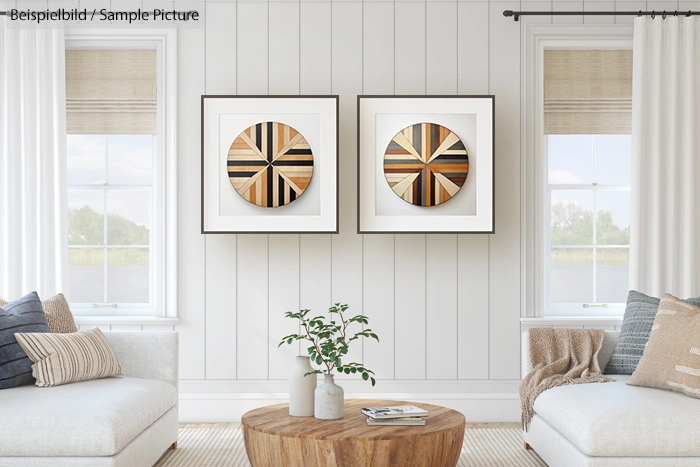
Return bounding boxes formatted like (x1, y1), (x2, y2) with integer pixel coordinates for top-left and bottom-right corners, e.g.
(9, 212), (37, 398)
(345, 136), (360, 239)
(520, 328), (615, 431)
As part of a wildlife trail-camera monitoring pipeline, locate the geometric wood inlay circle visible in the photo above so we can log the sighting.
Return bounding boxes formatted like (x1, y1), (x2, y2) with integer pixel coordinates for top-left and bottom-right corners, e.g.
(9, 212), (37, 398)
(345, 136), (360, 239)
(227, 121), (314, 208)
(383, 122), (469, 207)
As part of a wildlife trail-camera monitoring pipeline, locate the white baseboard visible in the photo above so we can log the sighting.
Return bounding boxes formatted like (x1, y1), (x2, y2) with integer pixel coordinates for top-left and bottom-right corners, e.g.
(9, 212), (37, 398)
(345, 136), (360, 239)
(178, 392), (520, 423)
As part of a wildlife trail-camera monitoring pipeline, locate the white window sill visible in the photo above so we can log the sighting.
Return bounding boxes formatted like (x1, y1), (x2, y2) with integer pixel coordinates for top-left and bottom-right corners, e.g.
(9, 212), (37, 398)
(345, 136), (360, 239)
(520, 316), (622, 327)
(74, 316), (180, 326)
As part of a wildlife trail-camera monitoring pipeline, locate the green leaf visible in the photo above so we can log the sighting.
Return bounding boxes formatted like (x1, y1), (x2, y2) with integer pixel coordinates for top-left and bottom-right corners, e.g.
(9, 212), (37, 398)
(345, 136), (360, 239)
(344, 367), (351, 374)
(287, 337), (293, 345)
(351, 368), (357, 374)
(316, 355), (323, 365)
(336, 358), (342, 367)
(370, 377), (376, 386)
(362, 372), (369, 381)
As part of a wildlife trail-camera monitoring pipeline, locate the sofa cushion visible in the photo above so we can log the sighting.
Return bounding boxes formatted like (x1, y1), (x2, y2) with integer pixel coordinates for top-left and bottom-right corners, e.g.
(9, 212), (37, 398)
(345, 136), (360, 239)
(533, 374), (700, 457)
(605, 290), (700, 375)
(0, 292), (50, 389)
(0, 377), (177, 456)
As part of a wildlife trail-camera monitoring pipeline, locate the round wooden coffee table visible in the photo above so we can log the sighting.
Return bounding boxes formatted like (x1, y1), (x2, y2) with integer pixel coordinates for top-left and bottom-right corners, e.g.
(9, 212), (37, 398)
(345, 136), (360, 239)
(241, 399), (465, 467)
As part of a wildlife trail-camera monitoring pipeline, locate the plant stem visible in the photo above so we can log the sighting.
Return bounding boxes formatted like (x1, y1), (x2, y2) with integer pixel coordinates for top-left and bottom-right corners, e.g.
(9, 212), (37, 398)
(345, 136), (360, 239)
(302, 321), (331, 374)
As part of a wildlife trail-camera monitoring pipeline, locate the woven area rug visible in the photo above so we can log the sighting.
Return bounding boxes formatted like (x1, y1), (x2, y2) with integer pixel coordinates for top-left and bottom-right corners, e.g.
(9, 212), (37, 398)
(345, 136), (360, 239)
(155, 425), (546, 467)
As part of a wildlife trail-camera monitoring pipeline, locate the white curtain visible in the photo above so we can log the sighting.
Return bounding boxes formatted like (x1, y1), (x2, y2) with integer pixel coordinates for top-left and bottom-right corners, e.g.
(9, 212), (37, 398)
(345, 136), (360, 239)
(0, 25), (68, 300)
(630, 17), (700, 297)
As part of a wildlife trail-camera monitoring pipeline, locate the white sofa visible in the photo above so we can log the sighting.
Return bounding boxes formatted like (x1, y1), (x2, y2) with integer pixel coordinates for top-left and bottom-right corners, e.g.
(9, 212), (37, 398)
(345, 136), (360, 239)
(0, 332), (179, 467)
(522, 330), (700, 466)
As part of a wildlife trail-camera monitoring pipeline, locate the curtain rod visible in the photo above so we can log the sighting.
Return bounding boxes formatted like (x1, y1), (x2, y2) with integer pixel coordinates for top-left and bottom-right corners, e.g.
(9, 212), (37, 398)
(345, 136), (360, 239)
(504, 10), (700, 21)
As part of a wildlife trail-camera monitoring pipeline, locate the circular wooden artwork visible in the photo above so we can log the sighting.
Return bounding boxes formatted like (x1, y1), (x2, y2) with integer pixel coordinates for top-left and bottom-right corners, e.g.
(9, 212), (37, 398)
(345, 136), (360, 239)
(383, 123), (469, 207)
(227, 122), (314, 208)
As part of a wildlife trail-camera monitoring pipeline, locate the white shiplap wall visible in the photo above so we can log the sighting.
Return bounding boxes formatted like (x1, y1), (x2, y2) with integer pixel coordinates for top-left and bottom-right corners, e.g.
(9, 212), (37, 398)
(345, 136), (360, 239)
(115, 0), (691, 421)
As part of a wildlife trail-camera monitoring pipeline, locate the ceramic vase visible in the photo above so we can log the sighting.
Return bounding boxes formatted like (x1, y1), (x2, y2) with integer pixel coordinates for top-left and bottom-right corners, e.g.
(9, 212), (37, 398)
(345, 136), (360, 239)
(289, 356), (316, 417)
(314, 374), (344, 420)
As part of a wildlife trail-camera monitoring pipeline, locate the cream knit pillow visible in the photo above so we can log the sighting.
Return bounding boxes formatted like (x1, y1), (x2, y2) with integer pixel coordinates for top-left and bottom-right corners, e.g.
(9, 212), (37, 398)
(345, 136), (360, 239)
(0, 293), (77, 333)
(14, 327), (123, 387)
(629, 293), (700, 398)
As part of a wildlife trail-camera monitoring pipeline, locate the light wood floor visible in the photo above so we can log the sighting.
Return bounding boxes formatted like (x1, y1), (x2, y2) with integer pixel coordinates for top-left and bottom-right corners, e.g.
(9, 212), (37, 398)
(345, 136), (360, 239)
(180, 422), (520, 429)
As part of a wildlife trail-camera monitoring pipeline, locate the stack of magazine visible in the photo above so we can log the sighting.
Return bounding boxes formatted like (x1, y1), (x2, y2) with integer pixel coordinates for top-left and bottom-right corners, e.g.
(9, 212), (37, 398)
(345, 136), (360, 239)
(361, 405), (428, 426)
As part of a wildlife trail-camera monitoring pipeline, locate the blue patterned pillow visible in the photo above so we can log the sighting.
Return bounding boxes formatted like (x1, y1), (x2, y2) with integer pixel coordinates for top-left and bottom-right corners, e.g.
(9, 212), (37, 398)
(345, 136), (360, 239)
(0, 292), (50, 389)
(605, 291), (700, 374)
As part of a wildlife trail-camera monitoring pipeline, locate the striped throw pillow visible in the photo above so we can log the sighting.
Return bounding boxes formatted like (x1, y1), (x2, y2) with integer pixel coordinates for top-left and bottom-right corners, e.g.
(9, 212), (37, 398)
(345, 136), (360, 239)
(1, 294), (77, 334)
(629, 294), (700, 398)
(0, 292), (51, 389)
(15, 327), (123, 387)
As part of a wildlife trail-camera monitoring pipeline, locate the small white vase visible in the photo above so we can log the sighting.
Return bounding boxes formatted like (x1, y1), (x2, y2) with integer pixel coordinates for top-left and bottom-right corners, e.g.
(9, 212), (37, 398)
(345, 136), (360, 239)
(314, 374), (344, 420)
(289, 356), (316, 417)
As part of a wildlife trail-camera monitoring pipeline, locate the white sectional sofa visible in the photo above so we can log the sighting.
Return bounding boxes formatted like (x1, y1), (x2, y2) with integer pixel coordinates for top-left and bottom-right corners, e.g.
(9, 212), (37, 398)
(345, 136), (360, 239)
(522, 331), (700, 467)
(0, 332), (179, 467)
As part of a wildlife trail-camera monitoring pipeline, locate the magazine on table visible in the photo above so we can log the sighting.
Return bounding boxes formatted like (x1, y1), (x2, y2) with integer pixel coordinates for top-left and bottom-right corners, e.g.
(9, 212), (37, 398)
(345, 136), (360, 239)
(366, 417), (426, 426)
(361, 405), (428, 420)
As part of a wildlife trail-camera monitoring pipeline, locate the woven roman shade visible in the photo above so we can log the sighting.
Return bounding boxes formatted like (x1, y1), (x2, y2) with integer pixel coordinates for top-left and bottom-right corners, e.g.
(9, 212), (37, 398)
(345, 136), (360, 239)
(66, 50), (156, 134)
(544, 50), (632, 134)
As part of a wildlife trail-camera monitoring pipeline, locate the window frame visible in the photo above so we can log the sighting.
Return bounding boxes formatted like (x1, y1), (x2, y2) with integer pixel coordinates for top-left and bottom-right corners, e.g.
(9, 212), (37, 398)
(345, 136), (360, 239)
(521, 25), (633, 318)
(65, 29), (177, 319)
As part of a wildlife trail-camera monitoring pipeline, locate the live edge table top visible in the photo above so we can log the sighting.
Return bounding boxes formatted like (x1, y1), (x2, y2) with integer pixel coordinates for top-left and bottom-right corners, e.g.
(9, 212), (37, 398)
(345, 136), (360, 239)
(241, 399), (465, 440)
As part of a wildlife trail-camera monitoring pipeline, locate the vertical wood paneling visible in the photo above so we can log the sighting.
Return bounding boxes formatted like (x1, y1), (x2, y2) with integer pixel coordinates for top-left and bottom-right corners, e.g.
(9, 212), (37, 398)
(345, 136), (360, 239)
(488, 1), (521, 380)
(205, 237), (237, 379)
(392, 1), (427, 381)
(426, 1), (458, 95)
(615, 1), (647, 24)
(175, 9), (206, 379)
(394, 2), (426, 94)
(426, 235), (458, 379)
(584, 1), (615, 24)
(425, 1), (458, 380)
(236, 235), (269, 379)
(457, 1), (491, 381)
(268, 1), (303, 380)
(268, 235), (301, 379)
(553, 1), (584, 24)
(458, 235), (490, 379)
(362, 235), (395, 379)
(331, 1), (363, 378)
(520, 1), (553, 25)
(361, 0), (395, 381)
(394, 235), (426, 379)
(299, 234), (331, 360)
(299, 1), (333, 362)
(237, 2), (269, 95)
(458, 2), (489, 95)
(204, 2), (238, 381)
(362, 2), (395, 94)
(300, 1), (332, 94)
(269, 1), (300, 94)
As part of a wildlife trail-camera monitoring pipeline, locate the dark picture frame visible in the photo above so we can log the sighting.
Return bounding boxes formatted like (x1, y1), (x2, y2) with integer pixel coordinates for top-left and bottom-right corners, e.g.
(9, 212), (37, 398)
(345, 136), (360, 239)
(357, 95), (496, 234)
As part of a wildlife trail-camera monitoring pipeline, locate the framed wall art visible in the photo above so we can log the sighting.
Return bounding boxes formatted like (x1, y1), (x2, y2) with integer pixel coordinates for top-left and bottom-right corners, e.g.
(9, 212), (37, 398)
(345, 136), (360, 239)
(357, 95), (495, 233)
(202, 95), (339, 233)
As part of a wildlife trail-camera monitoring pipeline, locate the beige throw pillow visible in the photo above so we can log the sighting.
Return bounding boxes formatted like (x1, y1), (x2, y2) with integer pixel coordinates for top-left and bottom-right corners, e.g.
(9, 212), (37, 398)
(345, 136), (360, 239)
(0, 293), (77, 333)
(629, 293), (700, 398)
(14, 327), (123, 387)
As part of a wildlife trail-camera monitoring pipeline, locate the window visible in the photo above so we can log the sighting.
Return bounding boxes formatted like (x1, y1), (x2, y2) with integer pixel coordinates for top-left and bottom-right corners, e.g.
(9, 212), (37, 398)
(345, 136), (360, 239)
(67, 134), (154, 309)
(65, 31), (176, 317)
(538, 46), (633, 316)
(546, 134), (631, 312)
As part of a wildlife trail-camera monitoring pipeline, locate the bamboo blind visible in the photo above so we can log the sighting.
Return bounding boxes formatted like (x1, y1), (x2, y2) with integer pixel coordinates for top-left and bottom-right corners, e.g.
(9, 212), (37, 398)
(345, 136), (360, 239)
(544, 50), (632, 134)
(66, 50), (156, 134)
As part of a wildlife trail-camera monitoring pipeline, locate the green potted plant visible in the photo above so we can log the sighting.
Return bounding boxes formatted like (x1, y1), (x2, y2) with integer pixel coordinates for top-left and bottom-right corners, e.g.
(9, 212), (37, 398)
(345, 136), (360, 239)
(279, 303), (379, 420)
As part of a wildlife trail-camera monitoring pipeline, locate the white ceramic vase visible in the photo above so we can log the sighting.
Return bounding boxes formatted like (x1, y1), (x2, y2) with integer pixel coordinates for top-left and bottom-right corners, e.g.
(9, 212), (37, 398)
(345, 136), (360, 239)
(289, 356), (316, 417)
(314, 374), (344, 420)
